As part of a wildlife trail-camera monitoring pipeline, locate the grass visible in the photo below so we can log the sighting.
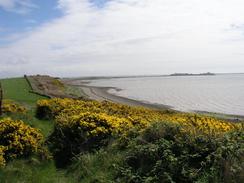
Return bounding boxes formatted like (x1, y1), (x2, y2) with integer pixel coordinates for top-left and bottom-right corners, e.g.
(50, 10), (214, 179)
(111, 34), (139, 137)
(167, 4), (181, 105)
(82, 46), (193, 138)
(0, 158), (73, 183)
(0, 78), (72, 182)
(1, 78), (46, 106)
(68, 148), (124, 183)
(0, 77), (53, 137)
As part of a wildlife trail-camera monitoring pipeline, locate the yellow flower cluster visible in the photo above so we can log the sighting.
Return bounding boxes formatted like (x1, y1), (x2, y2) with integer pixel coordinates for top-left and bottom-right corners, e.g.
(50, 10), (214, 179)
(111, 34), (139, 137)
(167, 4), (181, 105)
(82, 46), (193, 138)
(37, 98), (242, 136)
(2, 100), (27, 114)
(156, 113), (242, 135)
(0, 146), (6, 168)
(56, 112), (133, 138)
(0, 118), (44, 167)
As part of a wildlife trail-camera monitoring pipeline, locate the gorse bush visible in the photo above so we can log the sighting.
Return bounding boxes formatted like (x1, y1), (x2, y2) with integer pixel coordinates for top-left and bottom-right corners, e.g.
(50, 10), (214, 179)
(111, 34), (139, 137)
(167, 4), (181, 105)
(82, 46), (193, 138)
(115, 123), (244, 183)
(49, 112), (133, 167)
(0, 146), (6, 168)
(2, 100), (27, 114)
(35, 98), (242, 168)
(36, 98), (241, 134)
(0, 118), (44, 167)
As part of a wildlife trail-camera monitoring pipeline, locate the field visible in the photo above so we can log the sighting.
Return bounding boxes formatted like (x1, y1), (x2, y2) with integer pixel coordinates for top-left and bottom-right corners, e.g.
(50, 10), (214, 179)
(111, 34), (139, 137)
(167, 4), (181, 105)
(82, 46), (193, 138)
(0, 77), (243, 183)
(1, 78), (46, 105)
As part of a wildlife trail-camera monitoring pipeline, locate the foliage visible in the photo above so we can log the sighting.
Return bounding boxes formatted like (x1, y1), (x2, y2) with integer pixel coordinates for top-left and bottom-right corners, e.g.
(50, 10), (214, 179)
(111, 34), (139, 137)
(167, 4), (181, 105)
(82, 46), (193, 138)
(37, 98), (242, 134)
(36, 98), (243, 169)
(2, 99), (27, 114)
(0, 78), (46, 105)
(115, 123), (244, 183)
(0, 75), (243, 182)
(0, 159), (74, 183)
(49, 112), (133, 167)
(68, 148), (124, 183)
(0, 147), (6, 168)
(0, 118), (45, 167)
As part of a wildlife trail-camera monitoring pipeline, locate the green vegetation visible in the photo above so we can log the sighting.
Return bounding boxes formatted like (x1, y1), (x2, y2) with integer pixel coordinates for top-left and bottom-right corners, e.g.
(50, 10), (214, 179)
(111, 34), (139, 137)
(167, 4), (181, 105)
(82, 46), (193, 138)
(0, 78), (52, 137)
(0, 77), (243, 183)
(0, 78), (69, 182)
(0, 159), (73, 183)
(1, 78), (46, 106)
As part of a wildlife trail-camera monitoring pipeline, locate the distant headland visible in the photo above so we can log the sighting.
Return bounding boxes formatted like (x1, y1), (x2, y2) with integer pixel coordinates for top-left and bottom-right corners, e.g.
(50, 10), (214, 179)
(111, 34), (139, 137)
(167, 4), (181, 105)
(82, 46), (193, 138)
(170, 72), (215, 76)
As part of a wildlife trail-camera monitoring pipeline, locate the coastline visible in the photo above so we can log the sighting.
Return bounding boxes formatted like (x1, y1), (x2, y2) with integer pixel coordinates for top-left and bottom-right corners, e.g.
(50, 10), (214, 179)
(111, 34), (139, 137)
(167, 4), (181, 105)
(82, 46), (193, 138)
(66, 83), (171, 111)
(64, 79), (244, 122)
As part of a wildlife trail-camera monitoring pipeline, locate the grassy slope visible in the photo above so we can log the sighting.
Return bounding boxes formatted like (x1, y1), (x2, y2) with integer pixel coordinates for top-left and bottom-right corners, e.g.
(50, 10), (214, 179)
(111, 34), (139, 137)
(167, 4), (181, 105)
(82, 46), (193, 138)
(2, 78), (241, 183)
(1, 78), (53, 137)
(1, 78), (44, 105)
(0, 78), (73, 183)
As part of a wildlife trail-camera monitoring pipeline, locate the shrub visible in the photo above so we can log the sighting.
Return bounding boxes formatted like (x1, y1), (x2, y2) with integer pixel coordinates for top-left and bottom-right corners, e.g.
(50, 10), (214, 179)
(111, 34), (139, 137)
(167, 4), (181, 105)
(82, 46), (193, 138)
(2, 100), (27, 114)
(0, 118), (44, 167)
(0, 146), (6, 168)
(36, 98), (73, 119)
(38, 98), (242, 170)
(48, 112), (132, 167)
(115, 123), (244, 183)
(36, 98), (242, 134)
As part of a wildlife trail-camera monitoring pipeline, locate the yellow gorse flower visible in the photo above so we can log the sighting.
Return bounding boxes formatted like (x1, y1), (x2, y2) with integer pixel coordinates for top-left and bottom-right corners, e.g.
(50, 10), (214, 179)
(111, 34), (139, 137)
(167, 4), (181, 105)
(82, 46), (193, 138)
(0, 146), (6, 168)
(2, 100), (27, 114)
(37, 98), (243, 137)
(0, 118), (44, 167)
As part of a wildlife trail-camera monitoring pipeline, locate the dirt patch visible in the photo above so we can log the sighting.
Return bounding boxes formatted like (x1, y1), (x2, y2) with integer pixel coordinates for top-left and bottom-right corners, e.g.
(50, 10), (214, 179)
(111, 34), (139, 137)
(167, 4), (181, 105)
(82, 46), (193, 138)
(26, 75), (79, 99)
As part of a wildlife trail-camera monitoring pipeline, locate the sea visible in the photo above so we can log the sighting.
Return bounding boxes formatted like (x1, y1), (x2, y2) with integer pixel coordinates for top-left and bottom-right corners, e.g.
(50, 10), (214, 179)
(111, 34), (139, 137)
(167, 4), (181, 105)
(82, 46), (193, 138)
(86, 74), (244, 116)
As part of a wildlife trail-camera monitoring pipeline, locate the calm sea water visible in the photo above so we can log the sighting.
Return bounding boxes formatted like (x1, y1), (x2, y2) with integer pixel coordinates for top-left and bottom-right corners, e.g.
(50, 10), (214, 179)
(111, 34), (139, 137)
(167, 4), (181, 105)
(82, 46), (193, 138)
(87, 74), (244, 116)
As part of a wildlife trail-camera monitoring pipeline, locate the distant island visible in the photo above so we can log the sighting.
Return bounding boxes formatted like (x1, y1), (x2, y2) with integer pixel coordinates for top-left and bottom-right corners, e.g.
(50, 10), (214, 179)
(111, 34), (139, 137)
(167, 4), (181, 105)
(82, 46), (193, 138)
(170, 72), (215, 76)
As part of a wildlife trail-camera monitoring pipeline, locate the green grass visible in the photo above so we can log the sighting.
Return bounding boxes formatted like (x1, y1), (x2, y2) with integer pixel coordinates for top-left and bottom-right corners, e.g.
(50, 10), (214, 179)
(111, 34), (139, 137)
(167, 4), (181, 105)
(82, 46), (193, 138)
(0, 78), (121, 182)
(0, 158), (74, 183)
(0, 78), (71, 182)
(0, 77), (46, 106)
(0, 77), (52, 137)
(69, 148), (124, 183)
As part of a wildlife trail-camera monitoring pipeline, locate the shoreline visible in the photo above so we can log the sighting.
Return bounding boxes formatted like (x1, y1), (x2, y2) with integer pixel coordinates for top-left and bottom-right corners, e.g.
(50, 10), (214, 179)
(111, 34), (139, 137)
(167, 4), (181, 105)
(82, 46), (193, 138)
(64, 79), (244, 122)
(71, 84), (171, 111)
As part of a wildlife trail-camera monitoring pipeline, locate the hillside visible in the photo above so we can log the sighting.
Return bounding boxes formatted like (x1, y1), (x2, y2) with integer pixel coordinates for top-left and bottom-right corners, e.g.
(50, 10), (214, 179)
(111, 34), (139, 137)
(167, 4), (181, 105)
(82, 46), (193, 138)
(0, 77), (243, 183)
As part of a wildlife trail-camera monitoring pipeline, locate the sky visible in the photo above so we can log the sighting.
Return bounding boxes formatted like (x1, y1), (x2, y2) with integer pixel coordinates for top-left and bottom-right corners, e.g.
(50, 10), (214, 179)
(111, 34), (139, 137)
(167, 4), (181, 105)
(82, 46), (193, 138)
(0, 0), (244, 78)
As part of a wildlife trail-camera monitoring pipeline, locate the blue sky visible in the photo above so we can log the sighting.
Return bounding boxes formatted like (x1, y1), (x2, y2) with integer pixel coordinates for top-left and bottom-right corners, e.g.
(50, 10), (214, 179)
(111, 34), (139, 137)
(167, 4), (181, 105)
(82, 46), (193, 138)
(0, 0), (108, 43)
(0, 0), (244, 78)
(0, 1), (62, 43)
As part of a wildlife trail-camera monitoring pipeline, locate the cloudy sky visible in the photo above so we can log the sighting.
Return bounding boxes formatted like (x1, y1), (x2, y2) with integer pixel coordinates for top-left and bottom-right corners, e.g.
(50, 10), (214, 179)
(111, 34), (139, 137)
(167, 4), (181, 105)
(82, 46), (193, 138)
(0, 0), (244, 78)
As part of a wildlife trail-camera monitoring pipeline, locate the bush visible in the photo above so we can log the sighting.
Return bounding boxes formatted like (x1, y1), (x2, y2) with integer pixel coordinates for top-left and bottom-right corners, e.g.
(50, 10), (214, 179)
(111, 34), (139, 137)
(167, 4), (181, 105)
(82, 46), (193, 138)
(0, 118), (44, 167)
(37, 98), (243, 174)
(0, 146), (6, 168)
(116, 123), (244, 183)
(36, 98), (242, 136)
(2, 100), (27, 114)
(48, 112), (132, 167)
(36, 98), (73, 119)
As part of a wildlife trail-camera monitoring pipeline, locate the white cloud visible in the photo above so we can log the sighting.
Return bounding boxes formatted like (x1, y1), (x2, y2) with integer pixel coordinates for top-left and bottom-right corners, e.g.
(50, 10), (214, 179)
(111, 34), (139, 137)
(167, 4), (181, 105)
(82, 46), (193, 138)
(0, 0), (37, 14)
(1, 0), (244, 77)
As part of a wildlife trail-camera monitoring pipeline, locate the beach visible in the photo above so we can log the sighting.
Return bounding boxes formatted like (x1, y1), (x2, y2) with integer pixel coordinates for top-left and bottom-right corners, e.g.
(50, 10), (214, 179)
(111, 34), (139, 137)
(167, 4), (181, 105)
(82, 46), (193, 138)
(64, 78), (171, 110)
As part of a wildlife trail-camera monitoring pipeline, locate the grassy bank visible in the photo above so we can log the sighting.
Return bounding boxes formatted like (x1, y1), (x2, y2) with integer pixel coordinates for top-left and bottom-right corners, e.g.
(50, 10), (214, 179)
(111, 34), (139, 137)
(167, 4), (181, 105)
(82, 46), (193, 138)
(0, 78), (53, 137)
(1, 78), (45, 105)
(0, 77), (243, 183)
(0, 78), (74, 182)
